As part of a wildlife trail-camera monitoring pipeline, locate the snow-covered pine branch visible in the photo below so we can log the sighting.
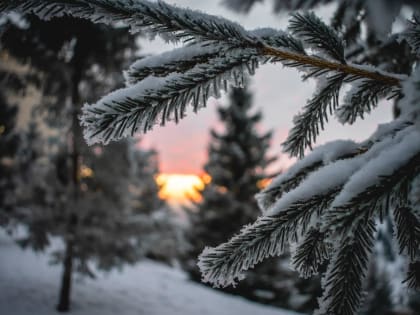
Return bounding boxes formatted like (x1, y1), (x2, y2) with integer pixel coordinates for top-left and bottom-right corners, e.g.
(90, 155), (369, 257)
(0, 1), (404, 146)
(81, 48), (260, 144)
(199, 116), (420, 315)
(81, 11), (404, 146)
(0, 0), (252, 44)
(123, 44), (226, 85)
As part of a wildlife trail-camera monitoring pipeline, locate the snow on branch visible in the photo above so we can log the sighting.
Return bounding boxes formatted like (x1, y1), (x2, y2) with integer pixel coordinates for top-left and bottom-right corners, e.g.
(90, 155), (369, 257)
(82, 48), (259, 144)
(124, 44), (225, 85)
(1, 2), (406, 146)
(0, 0), (251, 44)
(200, 121), (420, 315)
(325, 129), (420, 233)
(401, 65), (420, 129)
(256, 116), (413, 213)
(198, 186), (339, 287)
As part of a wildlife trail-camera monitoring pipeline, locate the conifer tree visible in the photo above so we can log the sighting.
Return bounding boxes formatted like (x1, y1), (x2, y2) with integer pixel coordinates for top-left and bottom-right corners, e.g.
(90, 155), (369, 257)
(13, 121), (173, 310)
(186, 86), (320, 311)
(0, 47), (33, 226)
(189, 86), (275, 250)
(0, 13), (178, 312)
(1, 15), (138, 312)
(1, 2), (420, 315)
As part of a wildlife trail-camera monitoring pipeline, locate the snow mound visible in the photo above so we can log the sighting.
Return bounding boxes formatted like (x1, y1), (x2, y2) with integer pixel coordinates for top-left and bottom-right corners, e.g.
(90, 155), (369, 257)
(0, 231), (301, 315)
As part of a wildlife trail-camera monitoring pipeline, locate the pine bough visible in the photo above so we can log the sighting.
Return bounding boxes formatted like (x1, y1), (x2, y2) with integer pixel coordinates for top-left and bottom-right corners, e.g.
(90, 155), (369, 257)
(1, 2), (419, 315)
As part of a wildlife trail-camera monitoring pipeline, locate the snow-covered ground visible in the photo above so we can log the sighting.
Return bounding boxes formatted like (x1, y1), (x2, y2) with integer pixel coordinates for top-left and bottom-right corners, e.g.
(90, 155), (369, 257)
(0, 231), (301, 315)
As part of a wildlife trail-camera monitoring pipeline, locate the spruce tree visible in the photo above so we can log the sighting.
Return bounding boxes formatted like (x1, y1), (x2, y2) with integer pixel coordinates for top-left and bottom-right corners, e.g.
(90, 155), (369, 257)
(1, 2), (420, 315)
(0, 13), (178, 312)
(0, 45), (33, 226)
(187, 86), (321, 311)
(187, 86), (269, 299)
(189, 86), (275, 250)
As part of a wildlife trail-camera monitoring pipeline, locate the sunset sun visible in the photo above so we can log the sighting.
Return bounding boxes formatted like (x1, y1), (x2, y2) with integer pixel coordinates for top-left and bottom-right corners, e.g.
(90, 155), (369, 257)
(156, 174), (211, 205)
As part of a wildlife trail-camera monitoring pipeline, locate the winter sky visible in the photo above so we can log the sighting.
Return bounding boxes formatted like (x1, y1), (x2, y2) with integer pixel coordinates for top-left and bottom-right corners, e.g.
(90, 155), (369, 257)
(140, 0), (394, 174)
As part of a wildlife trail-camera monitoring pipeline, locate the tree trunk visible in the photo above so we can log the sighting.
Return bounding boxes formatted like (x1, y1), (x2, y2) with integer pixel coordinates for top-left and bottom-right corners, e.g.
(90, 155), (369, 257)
(56, 238), (74, 312)
(56, 64), (82, 312)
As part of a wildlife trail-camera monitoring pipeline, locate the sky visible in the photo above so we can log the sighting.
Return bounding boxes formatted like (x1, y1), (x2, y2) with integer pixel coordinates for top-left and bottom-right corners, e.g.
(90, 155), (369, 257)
(138, 0), (394, 175)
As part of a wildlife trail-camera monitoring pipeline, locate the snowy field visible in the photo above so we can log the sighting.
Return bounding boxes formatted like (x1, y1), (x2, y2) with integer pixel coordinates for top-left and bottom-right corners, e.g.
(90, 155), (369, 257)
(0, 231), (301, 315)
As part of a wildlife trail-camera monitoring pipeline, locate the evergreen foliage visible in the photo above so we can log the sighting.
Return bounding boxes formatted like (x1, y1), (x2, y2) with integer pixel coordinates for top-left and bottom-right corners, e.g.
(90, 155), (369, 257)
(1, 1), (420, 315)
(0, 45), (38, 226)
(206, 87), (275, 203)
(186, 86), (319, 311)
(188, 87), (276, 304)
(362, 221), (399, 315)
(0, 14), (182, 312)
(189, 86), (274, 247)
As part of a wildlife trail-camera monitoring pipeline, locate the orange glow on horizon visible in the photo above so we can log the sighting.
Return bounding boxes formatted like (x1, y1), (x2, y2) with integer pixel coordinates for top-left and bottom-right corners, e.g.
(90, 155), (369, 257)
(156, 173), (209, 204)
